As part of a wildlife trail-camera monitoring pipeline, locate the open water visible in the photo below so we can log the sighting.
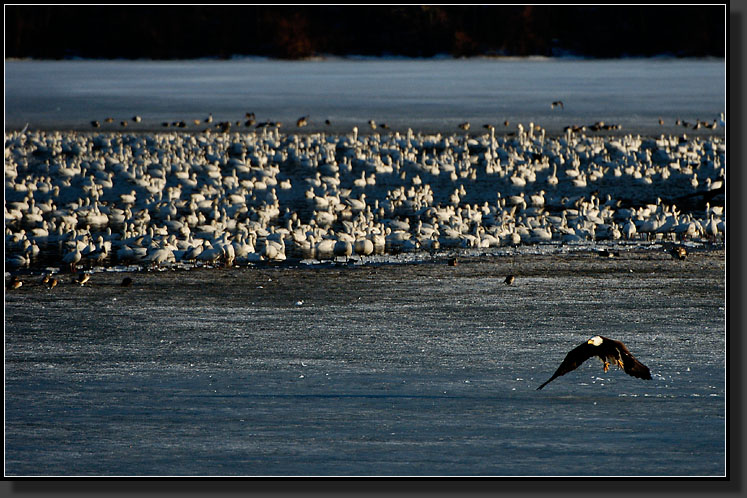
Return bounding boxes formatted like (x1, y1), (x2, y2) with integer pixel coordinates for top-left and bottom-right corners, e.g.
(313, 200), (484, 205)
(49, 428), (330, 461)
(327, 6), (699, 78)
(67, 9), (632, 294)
(5, 249), (726, 476)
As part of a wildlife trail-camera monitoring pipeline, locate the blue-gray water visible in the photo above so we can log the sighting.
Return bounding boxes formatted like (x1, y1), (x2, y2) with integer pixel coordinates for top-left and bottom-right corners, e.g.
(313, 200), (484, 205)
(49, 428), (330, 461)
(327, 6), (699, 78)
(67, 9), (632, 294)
(5, 250), (725, 476)
(4, 58), (725, 135)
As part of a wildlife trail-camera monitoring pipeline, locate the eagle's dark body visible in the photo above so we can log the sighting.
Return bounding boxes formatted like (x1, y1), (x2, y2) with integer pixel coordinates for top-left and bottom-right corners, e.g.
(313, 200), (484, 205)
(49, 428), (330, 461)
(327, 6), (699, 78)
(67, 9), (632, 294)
(537, 335), (652, 390)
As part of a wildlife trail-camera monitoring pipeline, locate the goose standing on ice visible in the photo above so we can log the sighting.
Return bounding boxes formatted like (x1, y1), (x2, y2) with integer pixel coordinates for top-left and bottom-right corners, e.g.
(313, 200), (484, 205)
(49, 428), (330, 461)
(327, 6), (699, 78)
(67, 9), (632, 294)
(705, 215), (720, 240)
(354, 238), (374, 257)
(314, 237), (336, 260)
(333, 239), (353, 261)
(147, 239), (175, 267)
(623, 220), (637, 240)
(197, 241), (222, 265)
(263, 237), (286, 262)
(63, 247), (82, 272)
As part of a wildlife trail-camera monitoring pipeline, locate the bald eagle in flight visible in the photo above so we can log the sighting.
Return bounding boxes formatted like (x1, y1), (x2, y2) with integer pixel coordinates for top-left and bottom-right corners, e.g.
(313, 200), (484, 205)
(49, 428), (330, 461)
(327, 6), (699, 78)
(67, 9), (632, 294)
(537, 335), (652, 390)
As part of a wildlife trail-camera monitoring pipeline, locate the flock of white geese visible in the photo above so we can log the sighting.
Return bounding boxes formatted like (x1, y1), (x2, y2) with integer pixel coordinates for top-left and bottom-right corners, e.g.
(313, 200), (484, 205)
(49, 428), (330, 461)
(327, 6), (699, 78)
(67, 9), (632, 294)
(5, 123), (725, 277)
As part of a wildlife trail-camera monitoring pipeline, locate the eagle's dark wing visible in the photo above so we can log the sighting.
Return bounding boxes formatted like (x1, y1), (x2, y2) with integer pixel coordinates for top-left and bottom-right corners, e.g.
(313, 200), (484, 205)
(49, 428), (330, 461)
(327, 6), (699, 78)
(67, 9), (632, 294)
(605, 337), (652, 380)
(536, 342), (596, 390)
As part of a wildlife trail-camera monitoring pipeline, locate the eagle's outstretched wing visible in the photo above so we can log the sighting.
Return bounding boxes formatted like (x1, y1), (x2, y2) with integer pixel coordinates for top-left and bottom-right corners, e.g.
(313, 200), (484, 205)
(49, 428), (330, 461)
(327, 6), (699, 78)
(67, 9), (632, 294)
(536, 342), (596, 390)
(605, 337), (652, 380)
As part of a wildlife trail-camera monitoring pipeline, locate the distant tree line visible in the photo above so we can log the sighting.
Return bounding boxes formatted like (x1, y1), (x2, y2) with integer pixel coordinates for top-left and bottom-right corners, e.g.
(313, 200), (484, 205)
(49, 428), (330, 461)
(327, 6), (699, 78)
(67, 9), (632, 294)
(5, 5), (725, 60)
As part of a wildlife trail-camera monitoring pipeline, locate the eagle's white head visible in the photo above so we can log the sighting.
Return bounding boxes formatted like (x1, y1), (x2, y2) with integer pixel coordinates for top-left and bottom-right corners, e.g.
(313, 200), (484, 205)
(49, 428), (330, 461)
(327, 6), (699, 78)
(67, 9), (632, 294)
(588, 336), (603, 346)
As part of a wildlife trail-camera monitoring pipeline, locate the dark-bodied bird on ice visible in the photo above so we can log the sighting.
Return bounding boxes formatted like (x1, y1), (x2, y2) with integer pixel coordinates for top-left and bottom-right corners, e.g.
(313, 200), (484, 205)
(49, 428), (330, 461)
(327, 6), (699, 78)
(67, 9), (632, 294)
(537, 335), (651, 390)
(7, 275), (23, 290)
(670, 246), (687, 260)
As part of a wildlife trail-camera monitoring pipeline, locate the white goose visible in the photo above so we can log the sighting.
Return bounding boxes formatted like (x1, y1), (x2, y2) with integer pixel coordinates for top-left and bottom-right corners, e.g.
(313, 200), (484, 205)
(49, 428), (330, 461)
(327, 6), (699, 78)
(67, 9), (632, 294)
(146, 239), (175, 266)
(197, 240), (223, 264)
(354, 237), (374, 257)
(314, 237), (336, 260)
(262, 237), (286, 262)
(62, 247), (82, 271)
(547, 164), (559, 186)
(623, 220), (637, 240)
(333, 239), (353, 260)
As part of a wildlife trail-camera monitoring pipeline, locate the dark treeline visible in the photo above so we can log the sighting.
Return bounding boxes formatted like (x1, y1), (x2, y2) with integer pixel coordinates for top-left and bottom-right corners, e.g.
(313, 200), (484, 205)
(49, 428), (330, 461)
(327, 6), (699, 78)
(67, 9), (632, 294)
(5, 5), (725, 60)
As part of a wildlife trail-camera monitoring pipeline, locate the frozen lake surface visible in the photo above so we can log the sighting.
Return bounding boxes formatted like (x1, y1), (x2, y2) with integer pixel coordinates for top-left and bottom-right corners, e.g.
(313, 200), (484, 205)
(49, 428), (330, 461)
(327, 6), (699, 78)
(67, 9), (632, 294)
(5, 249), (726, 476)
(4, 58), (725, 135)
(4, 56), (726, 477)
